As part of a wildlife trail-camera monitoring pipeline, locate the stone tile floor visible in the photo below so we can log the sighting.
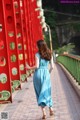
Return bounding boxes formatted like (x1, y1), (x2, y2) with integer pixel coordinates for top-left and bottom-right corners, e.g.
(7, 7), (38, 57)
(0, 64), (80, 120)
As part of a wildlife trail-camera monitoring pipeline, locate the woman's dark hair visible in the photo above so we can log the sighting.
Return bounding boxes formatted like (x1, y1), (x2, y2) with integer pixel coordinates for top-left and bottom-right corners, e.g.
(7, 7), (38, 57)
(37, 40), (52, 61)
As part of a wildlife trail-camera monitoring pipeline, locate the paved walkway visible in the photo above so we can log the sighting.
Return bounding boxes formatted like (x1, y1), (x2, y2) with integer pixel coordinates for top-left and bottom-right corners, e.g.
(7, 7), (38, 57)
(0, 64), (80, 120)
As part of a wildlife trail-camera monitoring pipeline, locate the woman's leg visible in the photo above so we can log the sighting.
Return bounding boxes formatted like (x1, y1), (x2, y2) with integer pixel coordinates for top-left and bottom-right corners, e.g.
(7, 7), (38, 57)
(49, 107), (54, 116)
(41, 106), (46, 119)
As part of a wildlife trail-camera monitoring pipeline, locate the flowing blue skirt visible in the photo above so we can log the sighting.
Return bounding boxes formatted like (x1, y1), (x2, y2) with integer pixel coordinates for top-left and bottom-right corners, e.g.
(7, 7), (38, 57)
(33, 68), (53, 107)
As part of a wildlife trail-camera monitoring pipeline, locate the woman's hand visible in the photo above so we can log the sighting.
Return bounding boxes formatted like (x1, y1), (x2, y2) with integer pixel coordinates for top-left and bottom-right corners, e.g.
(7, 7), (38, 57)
(25, 55), (39, 70)
(25, 63), (31, 69)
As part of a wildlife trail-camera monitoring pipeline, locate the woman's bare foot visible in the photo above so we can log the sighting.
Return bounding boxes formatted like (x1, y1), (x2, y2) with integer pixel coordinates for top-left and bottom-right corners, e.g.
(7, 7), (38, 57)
(42, 114), (46, 119)
(41, 107), (46, 119)
(49, 107), (54, 116)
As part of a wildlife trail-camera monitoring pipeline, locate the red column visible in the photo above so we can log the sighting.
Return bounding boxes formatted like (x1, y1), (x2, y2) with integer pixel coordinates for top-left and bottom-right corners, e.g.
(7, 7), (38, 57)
(32, 0), (43, 52)
(21, 0), (30, 66)
(19, 0), (33, 77)
(27, 0), (35, 66)
(29, 0), (36, 64)
(22, 0), (33, 67)
(19, 0), (28, 65)
(2, 0), (21, 90)
(13, 0), (27, 82)
(0, 0), (12, 103)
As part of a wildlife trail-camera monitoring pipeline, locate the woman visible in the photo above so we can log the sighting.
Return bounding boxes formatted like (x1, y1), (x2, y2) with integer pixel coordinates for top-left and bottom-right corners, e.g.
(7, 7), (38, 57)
(26, 40), (54, 119)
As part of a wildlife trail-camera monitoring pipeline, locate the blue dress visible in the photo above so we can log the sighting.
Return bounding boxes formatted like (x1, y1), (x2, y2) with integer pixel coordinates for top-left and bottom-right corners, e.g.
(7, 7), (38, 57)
(33, 53), (53, 107)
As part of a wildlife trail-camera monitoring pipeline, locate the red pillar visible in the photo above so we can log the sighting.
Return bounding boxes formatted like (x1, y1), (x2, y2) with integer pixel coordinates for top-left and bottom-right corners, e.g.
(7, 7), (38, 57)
(31, 0), (43, 52)
(0, 0), (12, 103)
(2, 0), (21, 90)
(13, 0), (27, 82)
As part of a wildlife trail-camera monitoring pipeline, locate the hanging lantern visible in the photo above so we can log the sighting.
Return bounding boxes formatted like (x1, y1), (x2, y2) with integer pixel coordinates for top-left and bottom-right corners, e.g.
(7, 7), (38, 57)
(35, 7), (41, 11)
(37, 9), (44, 18)
(40, 9), (44, 16)
(20, 0), (23, 7)
(42, 22), (46, 28)
(41, 16), (45, 23)
(37, 0), (42, 8)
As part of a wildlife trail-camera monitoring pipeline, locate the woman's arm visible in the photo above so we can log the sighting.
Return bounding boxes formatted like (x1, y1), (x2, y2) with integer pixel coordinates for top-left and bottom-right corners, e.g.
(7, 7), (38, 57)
(49, 56), (54, 73)
(51, 56), (54, 69)
(26, 55), (39, 70)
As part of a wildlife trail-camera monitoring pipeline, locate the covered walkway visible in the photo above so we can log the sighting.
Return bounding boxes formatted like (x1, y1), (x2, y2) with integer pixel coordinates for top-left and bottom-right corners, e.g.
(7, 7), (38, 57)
(0, 64), (80, 120)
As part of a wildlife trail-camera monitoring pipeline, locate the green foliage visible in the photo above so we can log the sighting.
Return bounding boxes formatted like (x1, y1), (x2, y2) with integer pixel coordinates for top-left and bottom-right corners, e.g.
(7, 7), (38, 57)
(56, 43), (75, 54)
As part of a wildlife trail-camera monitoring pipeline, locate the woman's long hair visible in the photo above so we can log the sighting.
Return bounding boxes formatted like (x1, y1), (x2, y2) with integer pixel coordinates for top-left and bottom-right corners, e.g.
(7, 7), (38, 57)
(37, 40), (52, 61)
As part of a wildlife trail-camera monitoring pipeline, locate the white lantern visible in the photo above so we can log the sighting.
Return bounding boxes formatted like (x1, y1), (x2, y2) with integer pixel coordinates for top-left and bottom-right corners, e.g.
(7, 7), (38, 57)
(42, 22), (46, 28)
(35, 7), (41, 11)
(41, 16), (45, 23)
(37, 9), (44, 18)
(20, 0), (23, 7)
(40, 17), (45, 24)
(40, 9), (44, 17)
(37, 16), (41, 19)
(37, 0), (42, 8)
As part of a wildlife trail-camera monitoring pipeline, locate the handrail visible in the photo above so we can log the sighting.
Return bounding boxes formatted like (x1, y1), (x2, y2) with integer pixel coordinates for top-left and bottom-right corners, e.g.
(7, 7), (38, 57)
(57, 54), (80, 85)
(61, 54), (80, 61)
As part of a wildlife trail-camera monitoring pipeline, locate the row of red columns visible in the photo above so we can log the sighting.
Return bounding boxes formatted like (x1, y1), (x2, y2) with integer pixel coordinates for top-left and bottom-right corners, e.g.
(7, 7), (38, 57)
(0, 0), (43, 103)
